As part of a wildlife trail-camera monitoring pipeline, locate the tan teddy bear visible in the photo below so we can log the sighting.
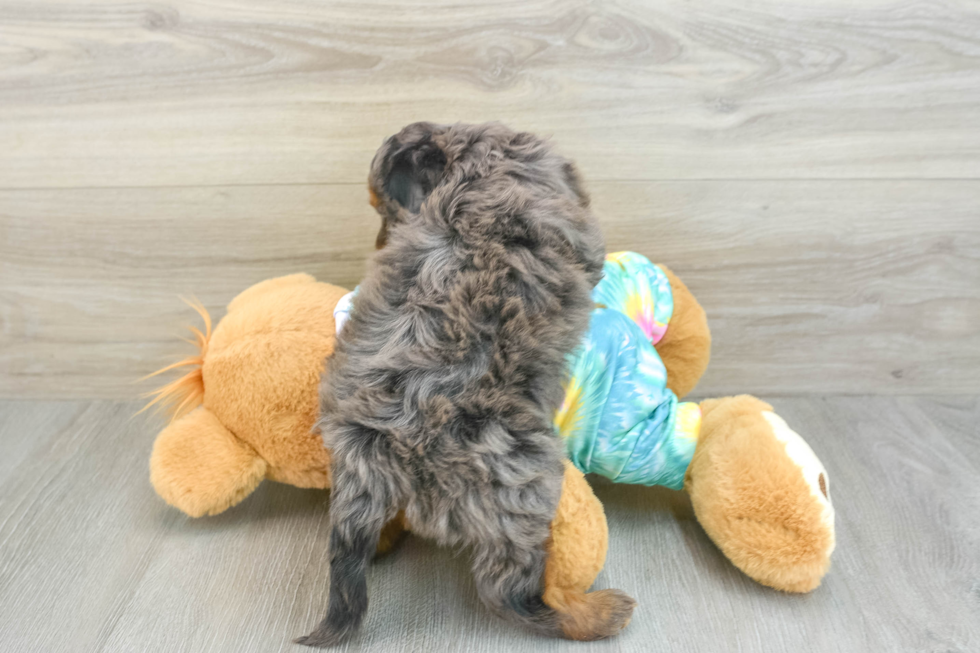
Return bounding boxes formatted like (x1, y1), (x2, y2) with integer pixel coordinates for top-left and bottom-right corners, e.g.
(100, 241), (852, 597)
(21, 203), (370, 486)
(146, 268), (834, 600)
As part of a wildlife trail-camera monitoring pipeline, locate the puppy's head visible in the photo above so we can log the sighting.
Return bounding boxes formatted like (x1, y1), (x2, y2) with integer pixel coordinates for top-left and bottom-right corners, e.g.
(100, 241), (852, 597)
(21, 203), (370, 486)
(367, 122), (593, 250)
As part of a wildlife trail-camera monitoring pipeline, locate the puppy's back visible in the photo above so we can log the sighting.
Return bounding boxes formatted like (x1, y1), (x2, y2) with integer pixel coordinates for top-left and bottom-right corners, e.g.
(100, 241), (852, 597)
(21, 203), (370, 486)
(331, 123), (605, 419)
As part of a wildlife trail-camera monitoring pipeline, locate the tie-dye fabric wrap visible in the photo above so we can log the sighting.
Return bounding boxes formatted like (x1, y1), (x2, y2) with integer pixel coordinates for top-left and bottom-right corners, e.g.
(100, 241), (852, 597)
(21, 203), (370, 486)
(332, 252), (700, 489)
(555, 252), (701, 490)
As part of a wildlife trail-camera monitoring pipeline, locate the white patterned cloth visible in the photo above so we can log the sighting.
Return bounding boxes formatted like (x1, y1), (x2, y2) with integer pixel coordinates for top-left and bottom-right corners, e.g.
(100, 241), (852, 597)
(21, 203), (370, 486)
(333, 290), (356, 335)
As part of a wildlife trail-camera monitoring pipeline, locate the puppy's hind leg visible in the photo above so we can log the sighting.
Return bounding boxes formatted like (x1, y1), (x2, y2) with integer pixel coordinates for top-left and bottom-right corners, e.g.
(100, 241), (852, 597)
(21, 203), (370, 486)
(472, 487), (635, 641)
(295, 429), (402, 648)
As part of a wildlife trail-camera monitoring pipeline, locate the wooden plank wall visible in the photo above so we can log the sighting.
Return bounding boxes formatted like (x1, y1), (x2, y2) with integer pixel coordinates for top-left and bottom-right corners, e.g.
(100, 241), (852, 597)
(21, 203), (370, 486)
(2, 0), (979, 398)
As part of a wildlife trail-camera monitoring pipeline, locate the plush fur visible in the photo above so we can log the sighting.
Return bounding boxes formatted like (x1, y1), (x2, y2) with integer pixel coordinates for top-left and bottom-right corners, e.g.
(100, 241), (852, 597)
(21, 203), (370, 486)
(687, 395), (836, 593)
(543, 462), (610, 611)
(151, 405), (268, 517)
(297, 122), (635, 647)
(148, 274), (345, 516)
(655, 265), (711, 399)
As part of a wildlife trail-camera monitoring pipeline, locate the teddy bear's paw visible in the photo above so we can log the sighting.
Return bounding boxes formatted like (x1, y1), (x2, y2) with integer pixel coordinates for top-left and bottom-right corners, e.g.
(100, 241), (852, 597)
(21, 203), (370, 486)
(150, 406), (267, 517)
(554, 588), (636, 641)
(760, 410), (834, 531)
(374, 511), (409, 557)
(689, 395), (836, 593)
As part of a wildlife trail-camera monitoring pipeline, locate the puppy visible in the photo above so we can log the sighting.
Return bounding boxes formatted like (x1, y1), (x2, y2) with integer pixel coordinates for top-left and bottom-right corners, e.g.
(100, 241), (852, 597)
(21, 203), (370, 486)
(297, 122), (635, 647)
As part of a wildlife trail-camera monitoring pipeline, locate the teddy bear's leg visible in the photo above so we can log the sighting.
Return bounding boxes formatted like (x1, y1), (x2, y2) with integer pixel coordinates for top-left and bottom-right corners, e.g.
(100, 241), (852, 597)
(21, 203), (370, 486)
(685, 396), (835, 592)
(593, 254), (710, 399)
(150, 406), (268, 517)
(543, 463), (616, 611)
(654, 264), (711, 399)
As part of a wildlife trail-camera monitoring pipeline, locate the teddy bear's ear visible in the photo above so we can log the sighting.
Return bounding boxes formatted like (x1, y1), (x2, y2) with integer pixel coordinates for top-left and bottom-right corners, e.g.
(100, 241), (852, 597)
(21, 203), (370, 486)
(150, 406), (267, 517)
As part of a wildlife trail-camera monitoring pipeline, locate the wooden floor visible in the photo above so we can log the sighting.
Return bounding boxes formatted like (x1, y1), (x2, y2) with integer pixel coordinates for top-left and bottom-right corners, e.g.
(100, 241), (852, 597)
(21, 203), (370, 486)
(0, 397), (978, 653)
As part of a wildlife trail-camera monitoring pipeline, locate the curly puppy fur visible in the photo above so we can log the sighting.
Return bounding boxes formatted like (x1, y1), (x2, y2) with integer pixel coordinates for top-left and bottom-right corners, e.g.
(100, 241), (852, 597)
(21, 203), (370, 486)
(296, 122), (635, 647)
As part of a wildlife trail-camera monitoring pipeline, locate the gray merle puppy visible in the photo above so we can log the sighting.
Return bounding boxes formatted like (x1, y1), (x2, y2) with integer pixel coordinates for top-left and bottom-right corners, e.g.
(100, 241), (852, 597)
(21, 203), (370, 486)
(296, 122), (636, 647)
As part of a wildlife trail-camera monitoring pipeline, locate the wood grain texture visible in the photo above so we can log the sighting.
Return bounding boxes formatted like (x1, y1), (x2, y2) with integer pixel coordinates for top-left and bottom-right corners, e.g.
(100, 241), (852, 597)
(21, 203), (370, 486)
(0, 397), (977, 652)
(2, 0), (980, 187)
(2, 181), (978, 398)
(2, 0), (979, 397)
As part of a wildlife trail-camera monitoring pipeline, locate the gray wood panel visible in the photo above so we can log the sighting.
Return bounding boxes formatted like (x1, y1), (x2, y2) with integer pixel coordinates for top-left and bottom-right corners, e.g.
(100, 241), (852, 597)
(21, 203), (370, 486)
(3, 0), (980, 398)
(1, 0), (980, 188)
(0, 397), (977, 652)
(2, 181), (978, 398)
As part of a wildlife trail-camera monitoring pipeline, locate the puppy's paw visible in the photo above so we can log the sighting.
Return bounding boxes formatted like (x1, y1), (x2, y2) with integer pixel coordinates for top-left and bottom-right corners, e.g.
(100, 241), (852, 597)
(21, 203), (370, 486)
(293, 623), (355, 648)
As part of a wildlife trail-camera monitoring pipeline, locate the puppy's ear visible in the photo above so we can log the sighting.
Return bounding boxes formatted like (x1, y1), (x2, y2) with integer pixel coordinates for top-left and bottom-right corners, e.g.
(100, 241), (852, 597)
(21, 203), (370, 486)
(562, 161), (591, 207)
(369, 123), (448, 215)
(381, 138), (447, 213)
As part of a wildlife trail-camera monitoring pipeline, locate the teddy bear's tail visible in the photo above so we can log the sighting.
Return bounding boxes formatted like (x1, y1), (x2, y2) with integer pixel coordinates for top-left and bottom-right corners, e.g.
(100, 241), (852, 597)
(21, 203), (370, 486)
(137, 298), (212, 421)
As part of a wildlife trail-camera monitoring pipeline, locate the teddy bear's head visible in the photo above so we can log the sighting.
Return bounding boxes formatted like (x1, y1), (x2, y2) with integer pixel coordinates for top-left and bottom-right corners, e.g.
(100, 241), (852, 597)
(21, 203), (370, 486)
(146, 274), (349, 517)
